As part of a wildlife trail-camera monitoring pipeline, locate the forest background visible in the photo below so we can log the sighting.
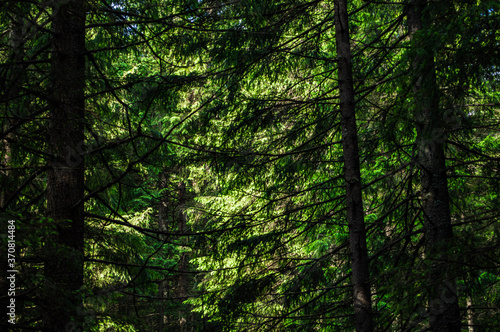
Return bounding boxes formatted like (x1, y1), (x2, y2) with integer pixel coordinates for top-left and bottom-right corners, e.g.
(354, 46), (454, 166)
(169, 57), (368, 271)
(0, 0), (499, 331)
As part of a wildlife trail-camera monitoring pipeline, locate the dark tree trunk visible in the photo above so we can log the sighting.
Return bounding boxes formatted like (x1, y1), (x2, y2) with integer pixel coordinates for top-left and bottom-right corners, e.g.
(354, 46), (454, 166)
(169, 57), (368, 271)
(157, 171), (169, 331)
(407, 1), (460, 331)
(177, 181), (189, 332)
(334, 1), (373, 331)
(44, 1), (86, 330)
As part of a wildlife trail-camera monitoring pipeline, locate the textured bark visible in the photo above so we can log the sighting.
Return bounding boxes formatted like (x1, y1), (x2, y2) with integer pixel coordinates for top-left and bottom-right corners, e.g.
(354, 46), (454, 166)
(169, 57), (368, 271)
(334, 1), (373, 331)
(44, 1), (86, 330)
(466, 296), (474, 332)
(408, 1), (460, 331)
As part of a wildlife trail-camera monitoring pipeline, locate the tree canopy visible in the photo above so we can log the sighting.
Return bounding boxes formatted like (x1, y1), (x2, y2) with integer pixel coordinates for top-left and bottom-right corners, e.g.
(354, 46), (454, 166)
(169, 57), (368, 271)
(1, 0), (499, 331)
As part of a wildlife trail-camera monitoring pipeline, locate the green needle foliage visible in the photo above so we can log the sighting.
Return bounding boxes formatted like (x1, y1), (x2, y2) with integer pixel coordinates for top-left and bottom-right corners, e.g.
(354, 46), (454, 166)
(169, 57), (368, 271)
(0, 0), (499, 331)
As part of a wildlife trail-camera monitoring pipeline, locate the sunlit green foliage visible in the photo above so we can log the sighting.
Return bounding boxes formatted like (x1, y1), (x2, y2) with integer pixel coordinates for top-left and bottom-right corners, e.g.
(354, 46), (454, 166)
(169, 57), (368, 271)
(1, 0), (499, 330)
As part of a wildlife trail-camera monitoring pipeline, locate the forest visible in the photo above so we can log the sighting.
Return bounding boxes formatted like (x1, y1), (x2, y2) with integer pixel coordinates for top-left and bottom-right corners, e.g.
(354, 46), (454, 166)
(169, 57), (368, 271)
(0, 0), (499, 331)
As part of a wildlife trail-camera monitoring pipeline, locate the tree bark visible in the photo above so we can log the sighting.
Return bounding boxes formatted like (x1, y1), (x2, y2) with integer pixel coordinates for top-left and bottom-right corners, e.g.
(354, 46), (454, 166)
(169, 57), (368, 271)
(407, 1), (460, 331)
(177, 181), (189, 332)
(466, 296), (474, 332)
(334, 1), (373, 331)
(44, 1), (86, 330)
(157, 171), (169, 330)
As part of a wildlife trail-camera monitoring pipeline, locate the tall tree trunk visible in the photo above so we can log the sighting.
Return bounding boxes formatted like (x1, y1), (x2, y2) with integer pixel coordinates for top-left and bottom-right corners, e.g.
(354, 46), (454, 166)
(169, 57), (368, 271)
(334, 1), (373, 331)
(44, 1), (86, 330)
(407, 1), (460, 331)
(177, 181), (189, 332)
(157, 171), (169, 331)
(466, 296), (474, 332)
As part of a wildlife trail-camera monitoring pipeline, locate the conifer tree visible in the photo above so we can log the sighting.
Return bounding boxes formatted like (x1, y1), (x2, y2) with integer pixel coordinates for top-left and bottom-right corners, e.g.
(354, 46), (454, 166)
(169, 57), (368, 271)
(43, 0), (86, 329)
(334, 0), (373, 330)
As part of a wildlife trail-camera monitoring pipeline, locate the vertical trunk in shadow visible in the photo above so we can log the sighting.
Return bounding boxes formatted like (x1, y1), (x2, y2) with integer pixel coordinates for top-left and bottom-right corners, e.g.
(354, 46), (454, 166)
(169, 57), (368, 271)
(157, 171), (169, 331)
(44, 1), (86, 330)
(407, 1), (460, 331)
(177, 181), (189, 332)
(334, 1), (373, 331)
